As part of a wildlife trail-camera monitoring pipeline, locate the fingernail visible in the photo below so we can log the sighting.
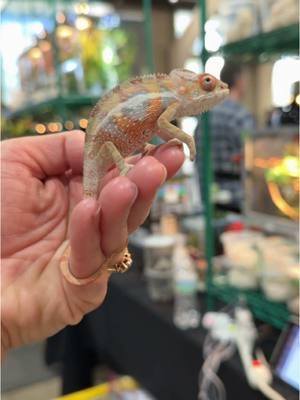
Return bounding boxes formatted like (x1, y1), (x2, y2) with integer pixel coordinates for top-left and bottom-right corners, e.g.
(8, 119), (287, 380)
(81, 198), (97, 210)
(160, 165), (168, 184)
(95, 204), (101, 216)
(129, 183), (138, 206)
(156, 142), (183, 156)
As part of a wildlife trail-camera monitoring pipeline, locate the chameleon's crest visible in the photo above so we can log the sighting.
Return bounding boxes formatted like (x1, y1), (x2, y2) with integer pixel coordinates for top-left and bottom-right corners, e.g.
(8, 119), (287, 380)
(170, 69), (198, 82)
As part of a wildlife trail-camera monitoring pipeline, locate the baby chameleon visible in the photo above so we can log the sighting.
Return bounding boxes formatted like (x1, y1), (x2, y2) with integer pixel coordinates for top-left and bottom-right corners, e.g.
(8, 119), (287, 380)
(63, 69), (230, 276)
(83, 68), (229, 199)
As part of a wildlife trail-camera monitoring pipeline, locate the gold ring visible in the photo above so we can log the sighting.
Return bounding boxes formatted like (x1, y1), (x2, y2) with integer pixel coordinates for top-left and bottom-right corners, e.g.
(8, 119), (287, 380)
(60, 246), (132, 286)
(107, 250), (132, 273)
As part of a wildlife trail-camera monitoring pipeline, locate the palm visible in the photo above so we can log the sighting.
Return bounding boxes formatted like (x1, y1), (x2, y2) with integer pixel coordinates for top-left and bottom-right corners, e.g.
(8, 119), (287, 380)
(2, 166), (72, 278)
(1, 138), (84, 348)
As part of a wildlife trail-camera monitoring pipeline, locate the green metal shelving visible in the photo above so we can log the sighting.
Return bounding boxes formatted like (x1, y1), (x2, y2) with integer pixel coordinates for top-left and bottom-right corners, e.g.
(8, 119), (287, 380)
(218, 23), (299, 57)
(8, 95), (99, 119)
(211, 285), (289, 330)
(198, 2), (297, 329)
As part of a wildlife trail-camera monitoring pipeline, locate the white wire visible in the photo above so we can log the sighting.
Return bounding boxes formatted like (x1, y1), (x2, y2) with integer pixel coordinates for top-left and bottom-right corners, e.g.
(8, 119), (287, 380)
(199, 361), (224, 400)
(198, 335), (236, 400)
(257, 381), (287, 400)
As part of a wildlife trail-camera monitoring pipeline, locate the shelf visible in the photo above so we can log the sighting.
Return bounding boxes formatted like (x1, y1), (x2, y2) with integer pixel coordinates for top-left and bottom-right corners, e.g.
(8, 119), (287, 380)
(217, 24), (299, 57)
(210, 284), (290, 330)
(8, 95), (100, 119)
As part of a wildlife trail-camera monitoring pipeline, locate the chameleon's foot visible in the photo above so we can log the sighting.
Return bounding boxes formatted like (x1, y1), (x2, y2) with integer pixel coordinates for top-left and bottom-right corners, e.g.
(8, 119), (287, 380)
(164, 138), (195, 161)
(119, 163), (134, 176)
(167, 138), (182, 146)
(167, 138), (195, 161)
(186, 139), (196, 161)
(142, 143), (157, 156)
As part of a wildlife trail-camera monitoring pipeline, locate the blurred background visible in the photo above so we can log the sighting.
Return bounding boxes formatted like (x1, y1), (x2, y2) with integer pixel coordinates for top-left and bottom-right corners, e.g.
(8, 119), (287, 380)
(1, 1), (299, 399)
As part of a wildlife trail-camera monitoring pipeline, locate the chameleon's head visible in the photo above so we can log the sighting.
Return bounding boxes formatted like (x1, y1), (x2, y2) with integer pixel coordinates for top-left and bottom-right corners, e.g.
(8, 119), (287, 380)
(170, 69), (229, 117)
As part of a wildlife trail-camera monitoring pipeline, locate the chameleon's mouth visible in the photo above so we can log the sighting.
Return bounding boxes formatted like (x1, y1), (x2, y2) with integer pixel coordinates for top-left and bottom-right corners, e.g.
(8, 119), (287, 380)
(196, 89), (229, 113)
(177, 88), (230, 118)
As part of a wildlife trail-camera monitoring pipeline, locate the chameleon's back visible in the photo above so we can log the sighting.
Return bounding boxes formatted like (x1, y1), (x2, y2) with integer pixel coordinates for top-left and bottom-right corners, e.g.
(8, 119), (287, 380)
(85, 73), (178, 159)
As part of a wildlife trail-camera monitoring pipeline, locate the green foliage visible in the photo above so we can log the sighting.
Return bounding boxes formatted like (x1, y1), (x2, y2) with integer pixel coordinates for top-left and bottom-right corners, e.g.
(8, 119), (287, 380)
(1, 117), (34, 139)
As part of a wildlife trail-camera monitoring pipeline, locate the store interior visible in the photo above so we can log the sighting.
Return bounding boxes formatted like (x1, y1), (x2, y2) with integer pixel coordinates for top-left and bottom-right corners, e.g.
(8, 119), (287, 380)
(1, 0), (299, 399)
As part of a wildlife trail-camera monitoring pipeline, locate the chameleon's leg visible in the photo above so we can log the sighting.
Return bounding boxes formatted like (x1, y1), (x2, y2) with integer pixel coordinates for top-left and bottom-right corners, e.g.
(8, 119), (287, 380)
(101, 141), (133, 176)
(84, 141), (133, 198)
(157, 102), (196, 161)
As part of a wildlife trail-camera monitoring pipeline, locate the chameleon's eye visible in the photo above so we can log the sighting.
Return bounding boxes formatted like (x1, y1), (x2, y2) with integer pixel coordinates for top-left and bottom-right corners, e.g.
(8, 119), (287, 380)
(199, 74), (217, 92)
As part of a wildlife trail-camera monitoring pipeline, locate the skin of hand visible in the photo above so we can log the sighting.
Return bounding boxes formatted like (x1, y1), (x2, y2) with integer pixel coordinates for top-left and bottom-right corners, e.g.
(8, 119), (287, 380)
(1, 131), (184, 359)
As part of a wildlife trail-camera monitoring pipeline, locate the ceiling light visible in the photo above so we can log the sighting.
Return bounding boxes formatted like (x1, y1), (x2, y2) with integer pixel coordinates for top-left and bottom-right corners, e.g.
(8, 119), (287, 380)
(56, 25), (74, 39)
(88, 2), (114, 17)
(35, 124), (46, 134)
(75, 15), (92, 31)
(74, 2), (90, 15)
(79, 119), (88, 129)
(29, 47), (42, 60)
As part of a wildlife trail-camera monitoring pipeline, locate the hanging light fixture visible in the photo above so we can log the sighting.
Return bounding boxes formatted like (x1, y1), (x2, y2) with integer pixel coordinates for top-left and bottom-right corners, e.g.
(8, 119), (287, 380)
(75, 15), (93, 31)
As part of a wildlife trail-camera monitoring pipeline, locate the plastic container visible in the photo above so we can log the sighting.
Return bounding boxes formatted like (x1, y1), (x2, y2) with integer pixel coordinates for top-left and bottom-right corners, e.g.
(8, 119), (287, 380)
(257, 236), (299, 302)
(172, 235), (200, 329)
(261, 270), (297, 302)
(144, 258), (174, 302)
(143, 235), (176, 302)
(221, 230), (262, 267)
(221, 230), (263, 289)
(227, 262), (259, 289)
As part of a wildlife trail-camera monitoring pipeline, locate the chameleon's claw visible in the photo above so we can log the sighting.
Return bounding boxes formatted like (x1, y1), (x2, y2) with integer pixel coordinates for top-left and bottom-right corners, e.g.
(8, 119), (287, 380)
(189, 148), (196, 161)
(166, 138), (195, 161)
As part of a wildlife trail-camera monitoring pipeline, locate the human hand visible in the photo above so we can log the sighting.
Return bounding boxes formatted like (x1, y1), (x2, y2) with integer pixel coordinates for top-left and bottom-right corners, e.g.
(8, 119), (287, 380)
(1, 131), (184, 358)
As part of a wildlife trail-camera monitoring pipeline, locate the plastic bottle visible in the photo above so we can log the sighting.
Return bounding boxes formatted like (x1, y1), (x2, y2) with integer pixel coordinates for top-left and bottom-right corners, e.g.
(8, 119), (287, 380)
(172, 235), (200, 329)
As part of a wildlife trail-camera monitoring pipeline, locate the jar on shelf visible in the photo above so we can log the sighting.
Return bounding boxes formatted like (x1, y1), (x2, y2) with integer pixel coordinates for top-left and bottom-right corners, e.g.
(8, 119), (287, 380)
(258, 0), (299, 32)
(219, 0), (260, 43)
(258, 236), (299, 302)
(143, 235), (176, 302)
(220, 230), (263, 289)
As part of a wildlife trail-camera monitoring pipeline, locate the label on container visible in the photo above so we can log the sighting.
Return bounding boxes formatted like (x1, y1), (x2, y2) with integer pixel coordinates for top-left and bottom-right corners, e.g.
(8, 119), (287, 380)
(174, 280), (198, 294)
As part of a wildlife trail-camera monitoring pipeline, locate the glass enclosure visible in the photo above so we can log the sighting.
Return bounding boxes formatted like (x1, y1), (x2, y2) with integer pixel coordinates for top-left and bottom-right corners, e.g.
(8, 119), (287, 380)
(1, 0), (147, 137)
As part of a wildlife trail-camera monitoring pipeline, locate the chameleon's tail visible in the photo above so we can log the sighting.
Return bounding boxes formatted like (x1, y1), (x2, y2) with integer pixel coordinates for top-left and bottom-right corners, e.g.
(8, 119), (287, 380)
(83, 157), (109, 199)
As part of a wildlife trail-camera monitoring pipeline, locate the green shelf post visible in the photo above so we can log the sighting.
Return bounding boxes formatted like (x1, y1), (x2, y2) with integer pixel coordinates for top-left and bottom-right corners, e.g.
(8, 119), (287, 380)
(50, 0), (67, 123)
(142, 0), (155, 74)
(198, 0), (215, 310)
